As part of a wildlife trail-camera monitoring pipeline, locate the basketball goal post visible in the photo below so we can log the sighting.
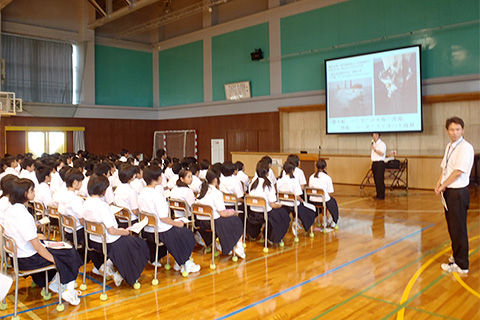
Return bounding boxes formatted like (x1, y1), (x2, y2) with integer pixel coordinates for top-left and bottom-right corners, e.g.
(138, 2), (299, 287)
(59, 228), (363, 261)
(153, 130), (197, 160)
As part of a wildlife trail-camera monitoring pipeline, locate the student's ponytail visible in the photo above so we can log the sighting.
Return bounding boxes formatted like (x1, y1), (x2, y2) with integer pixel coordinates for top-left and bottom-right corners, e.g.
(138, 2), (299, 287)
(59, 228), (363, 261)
(315, 159), (327, 178)
(197, 169), (219, 199)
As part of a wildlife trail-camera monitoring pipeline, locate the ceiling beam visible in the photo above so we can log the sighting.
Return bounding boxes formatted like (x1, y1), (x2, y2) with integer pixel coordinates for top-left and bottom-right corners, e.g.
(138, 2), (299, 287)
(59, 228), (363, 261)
(88, 0), (161, 29)
(0, 0), (14, 10)
(87, 0), (106, 17)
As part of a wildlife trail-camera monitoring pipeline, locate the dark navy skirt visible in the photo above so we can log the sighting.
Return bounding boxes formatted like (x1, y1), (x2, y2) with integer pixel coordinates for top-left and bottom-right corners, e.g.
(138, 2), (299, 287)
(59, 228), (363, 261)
(283, 203), (316, 230)
(196, 216), (243, 254)
(17, 247), (83, 287)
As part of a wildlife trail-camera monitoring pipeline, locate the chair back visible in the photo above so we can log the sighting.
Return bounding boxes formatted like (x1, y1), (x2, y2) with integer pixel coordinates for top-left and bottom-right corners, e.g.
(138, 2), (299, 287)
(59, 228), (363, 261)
(47, 206), (60, 219)
(223, 192), (241, 213)
(138, 211), (157, 228)
(84, 220), (106, 237)
(60, 214), (76, 232)
(2, 232), (16, 258)
(277, 191), (296, 203)
(244, 195), (267, 209)
(115, 207), (133, 226)
(305, 187), (326, 204)
(192, 203), (214, 218)
(33, 201), (45, 217)
(169, 198), (190, 217)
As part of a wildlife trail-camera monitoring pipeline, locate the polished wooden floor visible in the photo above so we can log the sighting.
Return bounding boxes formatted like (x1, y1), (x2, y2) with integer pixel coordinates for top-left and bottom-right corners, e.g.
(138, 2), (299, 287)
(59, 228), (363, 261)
(2, 185), (479, 320)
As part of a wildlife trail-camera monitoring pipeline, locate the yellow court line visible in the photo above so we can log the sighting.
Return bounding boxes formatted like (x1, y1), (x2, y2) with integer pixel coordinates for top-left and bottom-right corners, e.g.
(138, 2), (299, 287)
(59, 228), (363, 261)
(396, 235), (480, 320)
(6, 294), (43, 320)
(453, 273), (480, 299)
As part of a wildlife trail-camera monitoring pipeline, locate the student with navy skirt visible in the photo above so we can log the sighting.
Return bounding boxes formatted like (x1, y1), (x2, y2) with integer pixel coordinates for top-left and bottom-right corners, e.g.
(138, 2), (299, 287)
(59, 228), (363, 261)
(83, 174), (149, 287)
(3, 178), (83, 305)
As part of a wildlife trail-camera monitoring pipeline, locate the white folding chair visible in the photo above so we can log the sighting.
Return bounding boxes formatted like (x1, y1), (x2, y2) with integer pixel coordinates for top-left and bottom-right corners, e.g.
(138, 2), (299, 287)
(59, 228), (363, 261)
(223, 192), (247, 248)
(138, 211), (170, 282)
(2, 232), (64, 318)
(305, 187), (329, 232)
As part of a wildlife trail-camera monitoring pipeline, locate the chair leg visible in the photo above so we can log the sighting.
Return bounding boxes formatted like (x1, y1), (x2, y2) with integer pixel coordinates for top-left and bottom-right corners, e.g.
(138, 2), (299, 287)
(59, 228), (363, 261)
(152, 245), (159, 285)
(80, 242), (88, 291)
(210, 229), (216, 269)
(263, 212), (269, 253)
(100, 253), (107, 301)
(243, 210), (248, 248)
(14, 273), (19, 318)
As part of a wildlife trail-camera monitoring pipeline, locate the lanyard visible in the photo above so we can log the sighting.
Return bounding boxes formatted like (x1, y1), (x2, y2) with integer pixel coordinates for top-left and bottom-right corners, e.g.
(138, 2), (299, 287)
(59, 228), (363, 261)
(444, 137), (463, 174)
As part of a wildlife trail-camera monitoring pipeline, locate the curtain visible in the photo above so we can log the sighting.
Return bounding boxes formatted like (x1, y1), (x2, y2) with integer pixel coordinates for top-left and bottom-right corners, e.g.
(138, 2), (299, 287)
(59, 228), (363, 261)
(1, 34), (73, 104)
(73, 131), (85, 153)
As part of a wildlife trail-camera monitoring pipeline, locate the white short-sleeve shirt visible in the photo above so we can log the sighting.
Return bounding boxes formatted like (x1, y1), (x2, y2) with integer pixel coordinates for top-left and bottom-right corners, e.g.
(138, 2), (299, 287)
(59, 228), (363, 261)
(58, 190), (85, 232)
(195, 185), (225, 220)
(189, 175), (202, 193)
(236, 170), (250, 192)
(130, 178), (146, 195)
(219, 175), (244, 199)
(0, 196), (11, 228)
(138, 187), (172, 233)
(308, 172), (334, 202)
(4, 203), (38, 258)
(170, 186), (195, 218)
(440, 137), (474, 188)
(114, 183), (139, 220)
(83, 197), (120, 243)
(248, 178), (277, 212)
(35, 182), (53, 207)
(167, 175), (179, 190)
(277, 175), (302, 206)
(371, 139), (387, 162)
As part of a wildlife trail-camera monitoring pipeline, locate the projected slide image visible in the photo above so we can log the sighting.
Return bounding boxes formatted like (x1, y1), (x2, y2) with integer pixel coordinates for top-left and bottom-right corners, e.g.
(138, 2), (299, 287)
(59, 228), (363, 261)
(374, 52), (418, 115)
(328, 78), (373, 118)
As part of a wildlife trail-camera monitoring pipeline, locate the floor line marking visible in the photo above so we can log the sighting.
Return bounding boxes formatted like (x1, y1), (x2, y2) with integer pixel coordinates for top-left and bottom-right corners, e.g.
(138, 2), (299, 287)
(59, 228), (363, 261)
(5, 294), (42, 320)
(214, 224), (434, 320)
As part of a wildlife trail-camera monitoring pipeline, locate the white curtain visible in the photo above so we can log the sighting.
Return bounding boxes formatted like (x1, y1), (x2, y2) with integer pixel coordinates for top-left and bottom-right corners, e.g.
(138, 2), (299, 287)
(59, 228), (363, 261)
(73, 131), (85, 153)
(1, 34), (73, 104)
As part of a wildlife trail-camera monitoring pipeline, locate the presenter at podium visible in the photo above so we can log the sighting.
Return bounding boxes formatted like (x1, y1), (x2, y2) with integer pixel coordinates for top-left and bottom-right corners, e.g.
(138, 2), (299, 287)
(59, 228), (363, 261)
(371, 132), (386, 200)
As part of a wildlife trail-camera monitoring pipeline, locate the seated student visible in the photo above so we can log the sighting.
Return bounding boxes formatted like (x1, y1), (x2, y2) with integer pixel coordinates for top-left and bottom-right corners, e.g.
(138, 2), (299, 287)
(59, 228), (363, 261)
(253, 156), (277, 186)
(19, 157), (38, 186)
(150, 159), (168, 191)
(0, 156), (19, 182)
(188, 163), (202, 194)
(308, 159), (339, 228)
(93, 162), (115, 205)
(78, 160), (95, 197)
(138, 166), (200, 273)
(195, 169), (245, 259)
(52, 166), (72, 206)
(219, 161), (244, 213)
(50, 158), (67, 194)
(248, 161), (290, 243)
(34, 165), (54, 207)
(155, 149), (167, 170)
(0, 175), (17, 227)
(169, 169), (196, 218)
(130, 165), (146, 196)
(163, 157), (174, 181)
(198, 159), (210, 180)
(83, 174), (149, 287)
(235, 161), (250, 193)
(4, 178), (83, 305)
(282, 154), (307, 190)
(167, 162), (182, 190)
(114, 164), (139, 229)
(109, 160), (122, 189)
(119, 149), (129, 163)
(277, 161), (316, 233)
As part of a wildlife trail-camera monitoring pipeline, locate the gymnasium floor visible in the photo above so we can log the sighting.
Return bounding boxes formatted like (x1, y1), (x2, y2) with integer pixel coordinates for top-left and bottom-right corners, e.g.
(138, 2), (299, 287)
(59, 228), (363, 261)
(1, 185), (479, 320)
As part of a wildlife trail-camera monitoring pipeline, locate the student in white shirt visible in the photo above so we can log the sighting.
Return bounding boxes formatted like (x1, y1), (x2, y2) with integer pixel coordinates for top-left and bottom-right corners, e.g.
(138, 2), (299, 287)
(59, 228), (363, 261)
(308, 159), (339, 228)
(163, 158), (174, 181)
(219, 161), (244, 213)
(19, 157), (38, 187)
(93, 162), (115, 204)
(195, 169), (245, 259)
(0, 156), (19, 182)
(167, 162), (182, 190)
(282, 154), (307, 190)
(138, 166), (200, 273)
(4, 178), (83, 305)
(114, 164), (140, 228)
(130, 165), (146, 195)
(34, 166), (53, 207)
(50, 159), (67, 194)
(188, 163), (202, 194)
(170, 169), (196, 218)
(253, 156), (278, 186)
(83, 174), (149, 287)
(51, 166), (72, 206)
(248, 161), (290, 243)
(198, 159), (210, 180)
(277, 161), (316, 233)
(0, 174), (17, 228)
(235, 161), (250, 193)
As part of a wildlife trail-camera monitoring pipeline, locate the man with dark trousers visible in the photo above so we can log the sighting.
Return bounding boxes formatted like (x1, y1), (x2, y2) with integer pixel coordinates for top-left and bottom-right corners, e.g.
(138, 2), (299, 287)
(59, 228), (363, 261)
(371, 132), (386, 200)
(435, 117), (474, 274)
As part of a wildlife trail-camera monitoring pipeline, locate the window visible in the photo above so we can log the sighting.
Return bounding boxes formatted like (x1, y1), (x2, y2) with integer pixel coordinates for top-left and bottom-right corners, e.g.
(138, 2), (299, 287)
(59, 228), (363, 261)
(26, 131), (66, 158)
(1, 34), (73, 104)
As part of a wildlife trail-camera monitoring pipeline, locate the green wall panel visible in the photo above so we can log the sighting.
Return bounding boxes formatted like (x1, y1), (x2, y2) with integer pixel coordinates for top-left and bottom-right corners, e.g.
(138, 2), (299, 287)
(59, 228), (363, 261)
(158, 41), (204, 107)
(281, 0), (480, 94)
(212, 23), (270, 101)
(95, 45), (153, 107)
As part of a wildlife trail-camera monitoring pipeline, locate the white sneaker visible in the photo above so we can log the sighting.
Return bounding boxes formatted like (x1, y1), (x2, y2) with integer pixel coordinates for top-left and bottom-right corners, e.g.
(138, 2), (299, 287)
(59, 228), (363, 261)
(92, 267), (102, 276)
(329, 221), (336, 228)
(62, 289), (81, 306)
(448, 256), (455, 263)
(215, 241), (222, 253)
(194, 231), (206, 247)
(48, 273), (65, 294)
(173, 262), (181, 271)
(441, 262), (468, 274)
(234, 243), (246, 259)
(181, 260), (201, 274)
(149, 261), (162, 267)
(113, 271), (123, 287)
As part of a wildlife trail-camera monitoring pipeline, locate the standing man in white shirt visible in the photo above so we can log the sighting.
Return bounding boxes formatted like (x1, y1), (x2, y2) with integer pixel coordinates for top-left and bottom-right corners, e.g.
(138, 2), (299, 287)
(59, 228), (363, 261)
(371, 132), (387, 200)
(435, 117), (474, 274)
